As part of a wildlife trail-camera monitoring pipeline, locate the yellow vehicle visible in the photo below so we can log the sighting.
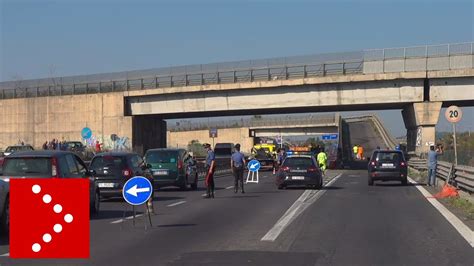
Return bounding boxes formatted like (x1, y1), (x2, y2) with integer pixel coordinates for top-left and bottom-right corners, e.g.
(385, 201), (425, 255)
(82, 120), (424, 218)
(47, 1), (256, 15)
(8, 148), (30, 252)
(253, 143), (276, 154)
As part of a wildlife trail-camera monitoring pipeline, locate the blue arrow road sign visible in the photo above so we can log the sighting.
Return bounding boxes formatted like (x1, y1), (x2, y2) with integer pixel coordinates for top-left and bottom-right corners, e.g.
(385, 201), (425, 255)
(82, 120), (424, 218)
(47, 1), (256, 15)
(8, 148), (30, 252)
(122, 176), (153, 205)
(81, 127), (92, 139)
(322, 135), (330, 140)
(330, 134), (338, 140)
(248, 159), (261, 172)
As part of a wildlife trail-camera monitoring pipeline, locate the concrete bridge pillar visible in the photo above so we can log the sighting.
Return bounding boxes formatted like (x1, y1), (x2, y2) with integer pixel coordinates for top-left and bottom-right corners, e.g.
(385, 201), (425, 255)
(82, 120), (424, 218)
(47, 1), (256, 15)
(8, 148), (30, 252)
(402, 102), (442, 156)
(132, 116), (167, 155)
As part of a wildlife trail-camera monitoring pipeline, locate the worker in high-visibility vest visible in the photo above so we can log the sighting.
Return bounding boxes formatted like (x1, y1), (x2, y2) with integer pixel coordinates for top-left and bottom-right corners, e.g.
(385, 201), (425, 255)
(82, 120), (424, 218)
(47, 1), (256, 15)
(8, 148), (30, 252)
(317, 149), (328, 177)
(357, 145), (364, 160)
(353, 145), (359, 160)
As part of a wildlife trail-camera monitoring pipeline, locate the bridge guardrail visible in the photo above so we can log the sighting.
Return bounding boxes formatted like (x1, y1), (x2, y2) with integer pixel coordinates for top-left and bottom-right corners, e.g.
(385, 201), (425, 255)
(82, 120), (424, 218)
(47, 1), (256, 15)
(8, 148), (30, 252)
(408, 158), (474, 194)
(2, 42), (472, 100)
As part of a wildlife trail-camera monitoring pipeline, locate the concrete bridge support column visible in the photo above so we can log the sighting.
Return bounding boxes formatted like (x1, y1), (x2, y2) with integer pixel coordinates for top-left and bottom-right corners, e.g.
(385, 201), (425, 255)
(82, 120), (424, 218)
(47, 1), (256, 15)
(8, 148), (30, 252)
(132, 116), (167, 155)
(402, 102), (442, 156)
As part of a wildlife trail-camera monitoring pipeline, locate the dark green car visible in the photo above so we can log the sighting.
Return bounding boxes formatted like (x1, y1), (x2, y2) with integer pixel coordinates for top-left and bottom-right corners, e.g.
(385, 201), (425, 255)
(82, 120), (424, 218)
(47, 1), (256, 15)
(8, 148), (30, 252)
(144, 149), (198, 190)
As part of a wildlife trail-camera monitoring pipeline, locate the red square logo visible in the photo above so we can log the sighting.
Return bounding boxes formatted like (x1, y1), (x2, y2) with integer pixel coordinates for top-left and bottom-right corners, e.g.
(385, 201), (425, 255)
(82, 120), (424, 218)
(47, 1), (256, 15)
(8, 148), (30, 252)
(10, 178), (90, 258)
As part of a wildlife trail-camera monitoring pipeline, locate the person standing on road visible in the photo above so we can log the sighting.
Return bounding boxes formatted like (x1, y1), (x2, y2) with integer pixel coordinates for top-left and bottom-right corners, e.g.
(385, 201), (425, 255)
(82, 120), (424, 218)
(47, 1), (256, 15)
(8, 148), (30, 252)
(277, 148), (286, 168)
(317, 149), (328, 177)
(427, 144), (443, 187)
(357, 145), (364, 160)
(95, 140), (102, 153)
(231, 143), (246, 194)
(353, 145), (359, 160)
(203, 143), (216, 198)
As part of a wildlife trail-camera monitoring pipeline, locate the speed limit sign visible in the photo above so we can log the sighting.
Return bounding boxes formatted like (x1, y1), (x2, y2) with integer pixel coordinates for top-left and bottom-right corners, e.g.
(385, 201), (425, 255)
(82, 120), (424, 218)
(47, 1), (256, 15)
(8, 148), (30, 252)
(445, 105), (462, 123)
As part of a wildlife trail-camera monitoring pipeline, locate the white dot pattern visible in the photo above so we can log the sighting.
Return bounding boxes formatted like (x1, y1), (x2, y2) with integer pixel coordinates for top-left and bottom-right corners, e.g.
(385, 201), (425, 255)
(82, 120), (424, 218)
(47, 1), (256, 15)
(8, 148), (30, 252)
(32, 185), (41, 194)
(53, 224), (62, 233)
(32, 243), (41, 252)
(53, 204), (62, 213)
(42, 233), (52, 243)
(43, 194), (52, 204)
(64, 214), (73, 223)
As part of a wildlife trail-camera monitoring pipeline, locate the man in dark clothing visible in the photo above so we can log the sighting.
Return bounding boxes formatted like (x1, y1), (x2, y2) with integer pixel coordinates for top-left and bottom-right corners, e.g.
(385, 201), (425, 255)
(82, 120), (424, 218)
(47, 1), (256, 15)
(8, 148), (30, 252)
(203, 143), (216, 198)
(231, 143), (246, 193)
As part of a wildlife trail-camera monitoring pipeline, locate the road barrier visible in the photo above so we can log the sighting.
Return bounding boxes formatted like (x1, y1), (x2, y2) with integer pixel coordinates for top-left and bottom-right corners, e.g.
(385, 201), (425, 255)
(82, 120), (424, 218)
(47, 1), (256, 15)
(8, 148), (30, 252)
(408, 158), (474, 194)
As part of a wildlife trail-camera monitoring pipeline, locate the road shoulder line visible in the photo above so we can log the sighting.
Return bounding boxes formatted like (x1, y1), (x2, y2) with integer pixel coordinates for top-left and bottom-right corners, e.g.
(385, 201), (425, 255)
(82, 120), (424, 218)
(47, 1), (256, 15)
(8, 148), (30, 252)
(408, 176), (474, 248)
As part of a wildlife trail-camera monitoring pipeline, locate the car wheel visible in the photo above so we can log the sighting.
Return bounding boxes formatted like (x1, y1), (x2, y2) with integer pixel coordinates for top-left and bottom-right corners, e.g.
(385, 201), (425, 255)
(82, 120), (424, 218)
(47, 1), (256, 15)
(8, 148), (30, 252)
(368, 177), (374, 186)
(1, 196), (9, 235)
(277, 184), (285, 190)
(401, 178), (408, 186)
(190, 173), (198, 190)
(91, 190), (100, 215)
(316, 178), (323, 189)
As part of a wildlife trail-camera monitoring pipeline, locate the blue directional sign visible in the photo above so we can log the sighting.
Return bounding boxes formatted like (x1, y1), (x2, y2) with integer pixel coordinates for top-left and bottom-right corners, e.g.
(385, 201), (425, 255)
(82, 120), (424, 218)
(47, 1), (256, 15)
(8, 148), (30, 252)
(248, 159), (261, 172)
(122, 176), (153, 205)
(81, 127), (92, 139)
(322, 134), (338, 140)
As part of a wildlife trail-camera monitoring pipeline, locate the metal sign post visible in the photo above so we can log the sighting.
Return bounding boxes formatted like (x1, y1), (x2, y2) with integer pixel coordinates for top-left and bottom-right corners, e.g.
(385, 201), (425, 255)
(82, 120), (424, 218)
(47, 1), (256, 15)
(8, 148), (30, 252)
(444, 105), (463, 166)
(122, 176), (153, 230)
(246, 159), (260, 184)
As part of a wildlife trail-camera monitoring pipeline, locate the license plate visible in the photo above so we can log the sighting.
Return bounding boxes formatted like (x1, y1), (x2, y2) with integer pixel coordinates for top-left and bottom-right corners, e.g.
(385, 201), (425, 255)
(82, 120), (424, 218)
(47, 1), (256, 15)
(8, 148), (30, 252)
(382, 163), (395, 168)
(98, 183), (115, 188)
(153, 170), (168, 175)
(292, 176), (305, 180)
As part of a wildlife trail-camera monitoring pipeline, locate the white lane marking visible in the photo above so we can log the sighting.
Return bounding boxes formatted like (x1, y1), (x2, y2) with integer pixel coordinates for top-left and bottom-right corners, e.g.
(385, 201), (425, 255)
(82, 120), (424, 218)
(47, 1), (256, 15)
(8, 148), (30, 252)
(110, 214), (144, 224)
(261, 173), (343, 242)
(201, 193), (208, 197)
(167, 201), (186, 207)
(226, 186), (234, 189)
(408, 176), (474, 248)
(0, 252), (9, 256)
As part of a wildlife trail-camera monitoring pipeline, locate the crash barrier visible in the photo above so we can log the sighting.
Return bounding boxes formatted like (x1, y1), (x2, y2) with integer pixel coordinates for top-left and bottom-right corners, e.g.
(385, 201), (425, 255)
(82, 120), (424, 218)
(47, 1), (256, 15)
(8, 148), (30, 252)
(409, 158), (474, 194)
(195, 157), (232, 179)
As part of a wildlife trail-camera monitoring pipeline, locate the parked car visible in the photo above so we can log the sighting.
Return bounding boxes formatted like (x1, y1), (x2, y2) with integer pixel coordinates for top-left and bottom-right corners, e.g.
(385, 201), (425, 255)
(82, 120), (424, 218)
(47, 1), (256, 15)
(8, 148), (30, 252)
(0, 150), (100, 234)
(276, 154), (323, 189)
(144, 149), (198, 190)
(1, 145), (34, 157)
(368, 150), (407, 186)
(89, 152), (148, 199)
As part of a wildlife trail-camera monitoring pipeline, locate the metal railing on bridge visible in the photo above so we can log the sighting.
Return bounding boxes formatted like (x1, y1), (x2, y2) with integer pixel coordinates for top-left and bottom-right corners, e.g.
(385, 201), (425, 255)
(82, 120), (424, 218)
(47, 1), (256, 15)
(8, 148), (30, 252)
(1, 42), (472, 100)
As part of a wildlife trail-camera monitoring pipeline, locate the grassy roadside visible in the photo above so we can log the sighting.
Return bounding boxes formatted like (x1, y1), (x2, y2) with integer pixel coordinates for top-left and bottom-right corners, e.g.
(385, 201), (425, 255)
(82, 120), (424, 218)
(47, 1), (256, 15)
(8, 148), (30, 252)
(408, 167), (474, 222)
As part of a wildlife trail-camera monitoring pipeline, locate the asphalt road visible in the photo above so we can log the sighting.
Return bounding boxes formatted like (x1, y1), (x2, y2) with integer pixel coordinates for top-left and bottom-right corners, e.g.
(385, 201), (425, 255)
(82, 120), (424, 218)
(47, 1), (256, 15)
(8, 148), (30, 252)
(0, 168), (472, 266)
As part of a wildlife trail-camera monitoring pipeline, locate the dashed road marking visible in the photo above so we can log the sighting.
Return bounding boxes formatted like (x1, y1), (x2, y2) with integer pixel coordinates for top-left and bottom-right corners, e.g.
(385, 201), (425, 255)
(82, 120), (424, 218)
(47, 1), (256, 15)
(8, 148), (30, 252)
(0, 252), (9, 257)
(408, 176), (474, 248)
(261, 173), (343, 242)
(167, 201), (186, 207)
(226, 186), (234, 189)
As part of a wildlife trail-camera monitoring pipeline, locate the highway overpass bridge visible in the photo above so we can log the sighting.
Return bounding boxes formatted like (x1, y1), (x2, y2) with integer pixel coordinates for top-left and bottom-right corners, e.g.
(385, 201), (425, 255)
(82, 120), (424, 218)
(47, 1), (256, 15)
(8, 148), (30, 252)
(0, 42), (473, 155)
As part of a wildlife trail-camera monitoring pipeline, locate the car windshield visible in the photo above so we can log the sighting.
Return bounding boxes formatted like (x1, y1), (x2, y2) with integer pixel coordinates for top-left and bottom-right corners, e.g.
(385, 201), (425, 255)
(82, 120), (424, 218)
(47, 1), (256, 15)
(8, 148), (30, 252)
(283, 157), (314, 168)
(214, 147), (231, 156)
(5, 146), (34, 153)
(90, 156), (127, 170)
(146, 151), (178, 163)
(374, 152), (402, 162)
(2, 157), (52, 177)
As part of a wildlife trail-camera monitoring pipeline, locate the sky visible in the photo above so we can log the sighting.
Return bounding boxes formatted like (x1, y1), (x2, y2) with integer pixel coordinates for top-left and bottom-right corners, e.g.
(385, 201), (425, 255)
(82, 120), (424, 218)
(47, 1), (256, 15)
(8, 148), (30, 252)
(1, 0), (473, 136)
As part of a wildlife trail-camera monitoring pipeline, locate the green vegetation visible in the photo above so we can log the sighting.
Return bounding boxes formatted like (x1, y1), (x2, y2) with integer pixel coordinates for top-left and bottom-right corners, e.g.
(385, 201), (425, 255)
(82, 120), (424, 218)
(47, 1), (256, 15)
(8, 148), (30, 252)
(187, 140), (206, 157)
(445, 197), (474, 220)
(437, 132), (474, 166)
